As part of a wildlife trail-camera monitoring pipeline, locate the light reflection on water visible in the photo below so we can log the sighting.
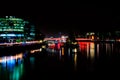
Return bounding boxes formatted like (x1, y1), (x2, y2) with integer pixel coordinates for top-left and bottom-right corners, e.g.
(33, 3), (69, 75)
(89, 42), (95, 59)
(105, 43), (114, 55)
(61, 47), (64, 56)
(79, 42), (95, 59)
(10, 62), (24, 80)
(30, 48), (42, 54)
(97, 44), (99, 58)
(74, 52), (77, 71)
(46, 42), (117, 71)
(59, 49), (62, 60)
(0, 53), (24, 80)
(78, 42), (115, 59)
(30, 57), (35, 69)
(0, 42), (120, 79)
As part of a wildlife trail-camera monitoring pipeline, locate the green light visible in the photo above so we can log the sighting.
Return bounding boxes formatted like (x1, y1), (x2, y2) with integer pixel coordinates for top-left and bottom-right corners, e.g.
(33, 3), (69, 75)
(10, 63), (24, 80)
(16, 39), (21, 42)
(0, 16), (35, 41)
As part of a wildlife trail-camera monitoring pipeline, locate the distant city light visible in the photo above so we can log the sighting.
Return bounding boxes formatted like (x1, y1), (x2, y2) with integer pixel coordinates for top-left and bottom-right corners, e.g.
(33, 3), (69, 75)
(0, 53), (23, 63)
(0, 16), (35, 43)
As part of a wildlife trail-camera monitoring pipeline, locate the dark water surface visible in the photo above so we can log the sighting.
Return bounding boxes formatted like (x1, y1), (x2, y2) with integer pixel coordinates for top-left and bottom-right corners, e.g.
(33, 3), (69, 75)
(0, 42), (120, 79)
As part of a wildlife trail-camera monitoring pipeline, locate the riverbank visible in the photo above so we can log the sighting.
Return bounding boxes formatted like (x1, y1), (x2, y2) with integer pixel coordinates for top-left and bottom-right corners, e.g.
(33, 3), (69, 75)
(0, 43), (44, 56)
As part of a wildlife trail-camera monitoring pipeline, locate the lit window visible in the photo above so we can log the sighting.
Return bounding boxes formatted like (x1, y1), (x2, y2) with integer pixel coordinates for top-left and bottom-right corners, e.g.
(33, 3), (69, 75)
(30, 33), (35, 35)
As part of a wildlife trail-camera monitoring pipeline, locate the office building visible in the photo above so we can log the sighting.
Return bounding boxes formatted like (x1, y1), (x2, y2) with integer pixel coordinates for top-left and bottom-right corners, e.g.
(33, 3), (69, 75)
(0, 16), (35, 42)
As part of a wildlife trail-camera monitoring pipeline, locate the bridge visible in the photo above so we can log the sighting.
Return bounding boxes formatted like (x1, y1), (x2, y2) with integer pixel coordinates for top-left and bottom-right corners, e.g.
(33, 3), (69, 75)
(44, 38), (92, 42)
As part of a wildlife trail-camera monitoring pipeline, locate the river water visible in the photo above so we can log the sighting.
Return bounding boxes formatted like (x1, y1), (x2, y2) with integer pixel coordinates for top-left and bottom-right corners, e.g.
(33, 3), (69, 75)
(0, 41), (120, 79)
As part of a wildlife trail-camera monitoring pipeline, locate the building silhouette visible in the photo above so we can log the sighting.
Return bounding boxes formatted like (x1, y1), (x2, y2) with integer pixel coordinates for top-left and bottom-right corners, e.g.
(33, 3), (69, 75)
(0, 16), (35, 42)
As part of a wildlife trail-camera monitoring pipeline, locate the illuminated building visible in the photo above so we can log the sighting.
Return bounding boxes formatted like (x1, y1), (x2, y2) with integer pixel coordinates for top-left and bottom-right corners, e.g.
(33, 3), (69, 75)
(86, 32), (95, 38)
(0, 16), (35, 42)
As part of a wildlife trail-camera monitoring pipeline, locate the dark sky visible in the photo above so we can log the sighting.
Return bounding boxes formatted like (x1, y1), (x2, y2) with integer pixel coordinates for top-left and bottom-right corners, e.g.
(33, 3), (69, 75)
(12, 4), (120, 35)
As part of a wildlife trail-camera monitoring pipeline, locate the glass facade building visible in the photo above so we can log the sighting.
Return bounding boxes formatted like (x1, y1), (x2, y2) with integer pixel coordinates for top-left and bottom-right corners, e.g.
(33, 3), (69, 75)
(0, 16), (35, 42)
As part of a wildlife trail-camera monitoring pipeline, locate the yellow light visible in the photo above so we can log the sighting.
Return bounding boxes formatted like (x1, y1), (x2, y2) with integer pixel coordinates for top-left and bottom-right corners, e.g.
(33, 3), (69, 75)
(90, 43), (95, 59)
(42, 45), (46, 48)
(90, 42), (94, 49)
(30, 49), (42, 53)
(40, 48), (42, 52)
(0, 53), (23, 63)
(61, 47), (64, 56)
(16, 53), (23, 59)
(72, 42), (77, 45)
(39, 40), (43, 43)
(92, 36), (94, 40)
(74, 53), (77, 70)
(30, 50), (35, 53)
(73, 48), (77, 53)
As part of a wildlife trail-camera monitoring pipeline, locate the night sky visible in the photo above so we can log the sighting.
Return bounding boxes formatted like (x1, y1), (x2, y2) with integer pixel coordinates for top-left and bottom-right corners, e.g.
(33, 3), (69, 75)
(4, 4), (120, 35)
(20, 8), (114, 33)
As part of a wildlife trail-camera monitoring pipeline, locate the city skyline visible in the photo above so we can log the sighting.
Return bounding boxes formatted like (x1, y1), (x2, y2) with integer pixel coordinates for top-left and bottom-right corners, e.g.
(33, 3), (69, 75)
(1, 6), (119, 35)
(1, 4), (120, 78)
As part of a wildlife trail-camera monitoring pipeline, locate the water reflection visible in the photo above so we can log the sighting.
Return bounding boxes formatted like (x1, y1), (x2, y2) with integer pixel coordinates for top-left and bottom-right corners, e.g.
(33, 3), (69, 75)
(68, 48), (71, 56)
(105, 43), (114, 55)
(46, 48), (58, 53)
(61, 47), (64, 56)
(79, 42), (95, 60)
(0, 53), (23, 63)
(97, 44), (99, 58)
(87, 42), (90, 58)
(78, 42), (116, 60)
(58, 47), (65, 62)
(0, 53), (23, 80)
(89, 42), (95, 59)
(0, 41), (120, 79)
(30, 57), (35, 69)
(30, 48), (42, 54)
(74, 52), (77, 70)
(29, 42), (118, 73)
(10, 61), (23, 80)
(59, 49), (62, 60)
(79, 42), (88, 54)
(78, 42), (117, 61)
(57, 46), (78, 71)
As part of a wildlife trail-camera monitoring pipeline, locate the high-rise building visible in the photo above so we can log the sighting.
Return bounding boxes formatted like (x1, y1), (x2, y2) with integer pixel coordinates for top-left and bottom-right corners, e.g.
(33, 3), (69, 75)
(0, 16), (35, 43)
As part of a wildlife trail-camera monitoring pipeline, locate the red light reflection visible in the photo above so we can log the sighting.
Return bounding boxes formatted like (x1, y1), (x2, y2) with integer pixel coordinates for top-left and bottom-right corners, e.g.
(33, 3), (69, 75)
(78, 42), (90, 53)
